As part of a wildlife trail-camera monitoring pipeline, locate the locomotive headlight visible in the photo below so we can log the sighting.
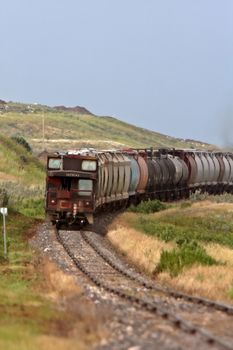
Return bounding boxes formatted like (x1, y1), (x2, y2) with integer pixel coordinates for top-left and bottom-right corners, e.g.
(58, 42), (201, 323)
(73, 203), (78, 217)
(51, 199), (56, 204)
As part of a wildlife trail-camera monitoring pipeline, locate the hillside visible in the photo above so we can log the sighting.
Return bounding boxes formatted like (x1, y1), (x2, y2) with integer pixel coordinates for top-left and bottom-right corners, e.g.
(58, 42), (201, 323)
(0, 134), (45, 213)
(0, 135), (44, 185)
(0, 101), (214, 153)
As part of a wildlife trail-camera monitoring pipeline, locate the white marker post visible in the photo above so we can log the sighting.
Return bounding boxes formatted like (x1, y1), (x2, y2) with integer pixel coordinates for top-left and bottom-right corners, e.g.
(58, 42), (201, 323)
(0, 207), (8, 258)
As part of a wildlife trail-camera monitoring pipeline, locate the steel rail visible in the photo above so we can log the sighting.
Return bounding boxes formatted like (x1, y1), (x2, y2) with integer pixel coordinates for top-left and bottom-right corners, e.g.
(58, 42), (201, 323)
(55, 228), (233, 350)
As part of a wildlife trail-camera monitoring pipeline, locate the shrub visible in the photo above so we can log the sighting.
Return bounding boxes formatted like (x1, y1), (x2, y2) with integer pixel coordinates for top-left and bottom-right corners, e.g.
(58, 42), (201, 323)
(155, 239), (219, 276)
(0, 188), (9, 206)
(190, 190), (209, 202)
(11, 136), (32, 153)
(128, 199), (167, 214)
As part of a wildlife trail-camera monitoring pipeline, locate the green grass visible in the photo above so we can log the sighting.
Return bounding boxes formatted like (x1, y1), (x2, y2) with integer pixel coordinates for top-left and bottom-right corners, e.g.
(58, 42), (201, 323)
(0, 134), (45, 217)
(0, 211), (34, 261)
(135, 210), (233, 248)
(155, 240), (219, 276)
(0, 212), (61, 348)
(0, 208), (99, 350)
(15, 198), (45, 219)
(129, 200), (233, 276)
(0, 182), (45, 221)
(128, 199), (167, 214)
(0, 135), (45, 186)
(0, 211), (77, 350)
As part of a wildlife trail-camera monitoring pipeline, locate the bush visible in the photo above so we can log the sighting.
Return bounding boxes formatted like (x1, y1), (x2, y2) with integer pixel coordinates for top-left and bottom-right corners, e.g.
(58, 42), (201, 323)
(155, 239), (219, 276)
(190, 190), (209, 202)
(0, 188), (9, 206)
(128, 199), (167, 214)
(11, 136), (32, 153)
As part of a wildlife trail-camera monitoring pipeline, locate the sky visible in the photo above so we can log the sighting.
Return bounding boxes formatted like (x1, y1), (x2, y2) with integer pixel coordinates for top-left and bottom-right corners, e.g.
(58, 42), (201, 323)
(0, 0), (233, 146)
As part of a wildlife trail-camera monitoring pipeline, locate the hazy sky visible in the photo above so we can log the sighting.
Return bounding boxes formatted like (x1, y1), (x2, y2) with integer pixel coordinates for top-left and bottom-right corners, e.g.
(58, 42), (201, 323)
(1, 1), (233, 146)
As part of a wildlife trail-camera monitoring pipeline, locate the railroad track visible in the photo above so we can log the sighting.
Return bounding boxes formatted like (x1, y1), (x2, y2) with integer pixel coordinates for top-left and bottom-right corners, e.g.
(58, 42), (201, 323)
(81, 230), (233, 316)
(55, 227), (233, 350)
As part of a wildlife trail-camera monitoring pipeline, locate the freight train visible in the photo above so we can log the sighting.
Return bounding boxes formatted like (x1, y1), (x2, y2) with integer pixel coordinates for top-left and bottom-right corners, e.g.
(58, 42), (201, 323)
(45, 148), (233, 227)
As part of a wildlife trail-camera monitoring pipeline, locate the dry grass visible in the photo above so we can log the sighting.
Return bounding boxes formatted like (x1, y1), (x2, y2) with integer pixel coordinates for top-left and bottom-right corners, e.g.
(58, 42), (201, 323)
(108, 204), (233, 304)
(37, 260), (108, 350)
(159, 265), (233, 303)
(108, 213), (174, 274)
(42, 260), (84, 300)
(205, 244), (233, 267)
(153, 200), (233, 219)
(0, 171), (18, 182)
(34, 335), (87, 350)
(190, 200), (233, 214)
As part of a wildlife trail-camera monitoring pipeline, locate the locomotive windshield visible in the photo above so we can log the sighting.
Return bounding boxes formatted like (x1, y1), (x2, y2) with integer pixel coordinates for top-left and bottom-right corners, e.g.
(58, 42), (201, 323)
(48, 158), (62, 169)
(78, 179), (93, 196)
(81, 160), (97, 171)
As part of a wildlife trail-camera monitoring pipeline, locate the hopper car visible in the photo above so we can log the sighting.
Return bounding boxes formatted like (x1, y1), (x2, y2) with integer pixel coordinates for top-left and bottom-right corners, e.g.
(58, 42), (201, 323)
(45, 148), (233, 227)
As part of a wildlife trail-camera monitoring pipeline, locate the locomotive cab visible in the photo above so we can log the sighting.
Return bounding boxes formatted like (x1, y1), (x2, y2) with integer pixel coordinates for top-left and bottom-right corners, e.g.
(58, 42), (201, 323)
(46, 152), (97, 226)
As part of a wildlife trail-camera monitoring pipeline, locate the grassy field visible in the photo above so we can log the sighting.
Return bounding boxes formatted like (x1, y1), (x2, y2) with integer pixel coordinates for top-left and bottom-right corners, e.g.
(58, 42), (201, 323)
(0, 101), (214, 153)
(108, 196), (233, 303)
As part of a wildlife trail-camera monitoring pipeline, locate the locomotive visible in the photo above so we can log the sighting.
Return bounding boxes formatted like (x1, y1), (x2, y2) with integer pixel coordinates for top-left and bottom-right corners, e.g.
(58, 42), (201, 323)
(45, 148), (233, 227)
